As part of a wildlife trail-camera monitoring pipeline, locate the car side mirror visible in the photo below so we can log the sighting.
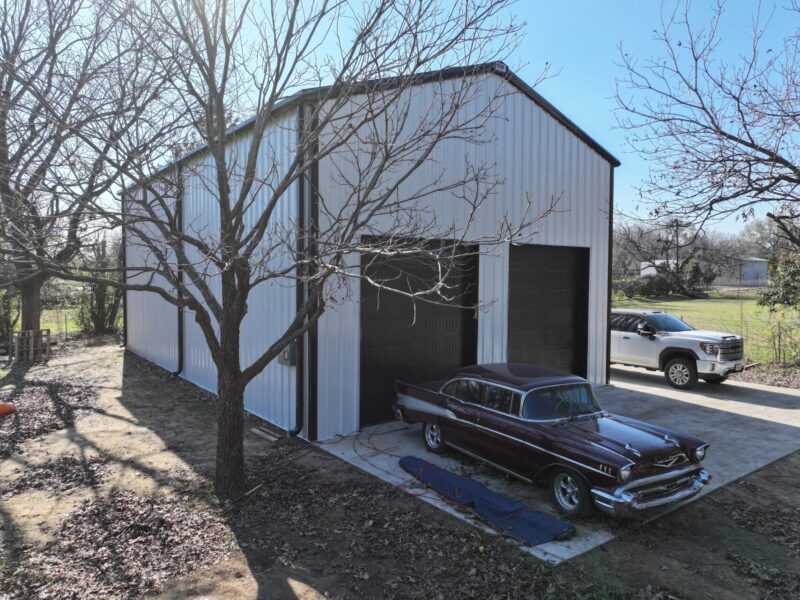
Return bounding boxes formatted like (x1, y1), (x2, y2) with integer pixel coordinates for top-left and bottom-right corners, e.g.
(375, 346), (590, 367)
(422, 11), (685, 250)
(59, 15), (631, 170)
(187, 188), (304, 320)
(637, 323), (655, 337)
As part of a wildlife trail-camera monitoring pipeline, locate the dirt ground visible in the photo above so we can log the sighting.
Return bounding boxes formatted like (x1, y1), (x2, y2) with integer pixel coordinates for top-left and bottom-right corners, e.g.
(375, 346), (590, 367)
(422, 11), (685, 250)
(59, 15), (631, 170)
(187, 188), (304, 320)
(1, 340), (799, 599)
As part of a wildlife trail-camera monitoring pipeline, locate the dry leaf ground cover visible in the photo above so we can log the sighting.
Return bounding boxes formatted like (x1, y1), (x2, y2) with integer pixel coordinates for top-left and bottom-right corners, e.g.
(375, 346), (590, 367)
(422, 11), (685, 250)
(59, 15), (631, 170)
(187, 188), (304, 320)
(1, 339), (799, 599)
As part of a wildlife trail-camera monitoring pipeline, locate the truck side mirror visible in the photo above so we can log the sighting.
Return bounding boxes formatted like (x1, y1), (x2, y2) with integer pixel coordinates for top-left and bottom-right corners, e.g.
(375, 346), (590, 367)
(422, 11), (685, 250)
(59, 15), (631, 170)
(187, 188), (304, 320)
(637, 323), (654, 337)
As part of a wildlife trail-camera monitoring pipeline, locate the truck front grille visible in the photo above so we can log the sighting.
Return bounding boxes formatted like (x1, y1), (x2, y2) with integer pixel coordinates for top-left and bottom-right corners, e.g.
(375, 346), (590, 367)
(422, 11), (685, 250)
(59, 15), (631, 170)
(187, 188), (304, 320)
(719, 340), (744, 361)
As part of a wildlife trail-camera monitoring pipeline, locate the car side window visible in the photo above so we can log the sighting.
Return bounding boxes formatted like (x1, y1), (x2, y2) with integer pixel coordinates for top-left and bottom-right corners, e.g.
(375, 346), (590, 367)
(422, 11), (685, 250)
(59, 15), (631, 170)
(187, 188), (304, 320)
(625, 316), (646, 333)
(610, 314), (626, 331)
(458, 380), (484, 404)
(445, 379), (483, 404)
(483, 385), (518, 414)
(441, 380), (459, 397)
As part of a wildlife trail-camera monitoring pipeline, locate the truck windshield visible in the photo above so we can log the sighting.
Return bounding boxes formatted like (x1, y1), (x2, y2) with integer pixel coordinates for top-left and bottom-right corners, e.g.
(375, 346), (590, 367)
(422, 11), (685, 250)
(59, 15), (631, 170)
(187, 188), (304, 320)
(648, 313), (693, 332)
(522, 384), (602, 420)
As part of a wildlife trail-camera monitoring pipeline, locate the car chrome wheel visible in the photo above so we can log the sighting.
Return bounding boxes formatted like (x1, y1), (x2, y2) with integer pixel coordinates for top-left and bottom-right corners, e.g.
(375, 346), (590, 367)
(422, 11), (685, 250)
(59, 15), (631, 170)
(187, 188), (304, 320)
(553, 472), (580, 511)
(422, 422), (445, 454)
(668, 363), (691, 386)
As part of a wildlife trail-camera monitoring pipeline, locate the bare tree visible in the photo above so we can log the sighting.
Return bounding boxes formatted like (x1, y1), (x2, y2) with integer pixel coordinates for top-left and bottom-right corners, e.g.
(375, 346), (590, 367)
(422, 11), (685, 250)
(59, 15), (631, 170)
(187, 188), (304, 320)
(20, 0), (554, 498)
(615, 218), (735, 296)
(615, 1), (800, 244)
(77, 234), (123, 336)
(0, 0), (184, 331)
(737, 217), (797, 263)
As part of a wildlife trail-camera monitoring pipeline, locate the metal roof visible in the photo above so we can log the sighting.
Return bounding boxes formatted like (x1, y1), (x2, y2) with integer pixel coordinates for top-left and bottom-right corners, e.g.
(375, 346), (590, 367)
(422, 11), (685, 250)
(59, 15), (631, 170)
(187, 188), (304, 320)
(125, 62), (619, 190)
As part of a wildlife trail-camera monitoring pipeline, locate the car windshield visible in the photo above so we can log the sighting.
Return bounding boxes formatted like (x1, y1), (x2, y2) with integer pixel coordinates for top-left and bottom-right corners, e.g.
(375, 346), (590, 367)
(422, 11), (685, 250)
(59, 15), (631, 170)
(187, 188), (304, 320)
(647, 313), (693, 333)
(522, 384), (602, 420)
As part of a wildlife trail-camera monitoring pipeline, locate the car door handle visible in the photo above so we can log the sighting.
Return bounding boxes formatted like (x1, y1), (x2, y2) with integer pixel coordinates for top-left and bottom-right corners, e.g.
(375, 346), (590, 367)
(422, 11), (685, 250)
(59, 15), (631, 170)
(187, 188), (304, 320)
(622, 336), (631, 340)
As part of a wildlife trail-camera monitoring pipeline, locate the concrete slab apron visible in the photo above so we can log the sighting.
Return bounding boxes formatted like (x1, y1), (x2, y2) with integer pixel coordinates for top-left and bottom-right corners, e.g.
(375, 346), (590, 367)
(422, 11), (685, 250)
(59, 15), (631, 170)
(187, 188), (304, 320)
(318, 369), (800, 565)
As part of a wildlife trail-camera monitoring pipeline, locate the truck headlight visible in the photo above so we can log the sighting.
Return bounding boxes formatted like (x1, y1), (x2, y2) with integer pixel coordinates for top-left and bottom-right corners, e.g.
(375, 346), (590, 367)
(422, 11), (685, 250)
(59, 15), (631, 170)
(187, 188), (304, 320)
(700, 343), (719, 356)
(694, 446), (707, 461)
(618, 466), (632, 482)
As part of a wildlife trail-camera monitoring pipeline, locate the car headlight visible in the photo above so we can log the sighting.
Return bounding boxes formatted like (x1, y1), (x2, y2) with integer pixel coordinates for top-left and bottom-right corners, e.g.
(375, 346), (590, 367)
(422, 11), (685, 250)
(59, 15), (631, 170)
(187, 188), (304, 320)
(694, 446), (707, 462)
(700, 342), (719, 356)
(618, 466), (632, 482)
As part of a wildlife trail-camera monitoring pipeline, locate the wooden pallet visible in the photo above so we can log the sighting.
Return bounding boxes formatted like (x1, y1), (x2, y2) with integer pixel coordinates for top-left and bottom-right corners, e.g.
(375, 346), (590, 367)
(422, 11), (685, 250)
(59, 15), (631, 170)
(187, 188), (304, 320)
(13, 329), (51, 363)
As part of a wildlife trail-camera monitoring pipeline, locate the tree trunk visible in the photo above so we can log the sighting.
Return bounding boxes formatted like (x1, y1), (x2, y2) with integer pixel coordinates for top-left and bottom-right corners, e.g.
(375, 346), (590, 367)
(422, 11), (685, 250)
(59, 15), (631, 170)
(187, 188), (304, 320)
(92, 282), (107, 335)
(215, 372), (246, 499)
(19, 279), (43, 331)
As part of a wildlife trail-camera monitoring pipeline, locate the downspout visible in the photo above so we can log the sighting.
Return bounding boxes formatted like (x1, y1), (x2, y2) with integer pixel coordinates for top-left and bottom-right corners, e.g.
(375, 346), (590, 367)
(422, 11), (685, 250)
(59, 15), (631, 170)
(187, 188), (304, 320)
(121, 191), (128, 347)
(290, 103), (320, 439)
(605, 166), (615, 384)
(172, 164), (184, 376)
(306, 107), (320, 443)
(290, 104), (306, 437)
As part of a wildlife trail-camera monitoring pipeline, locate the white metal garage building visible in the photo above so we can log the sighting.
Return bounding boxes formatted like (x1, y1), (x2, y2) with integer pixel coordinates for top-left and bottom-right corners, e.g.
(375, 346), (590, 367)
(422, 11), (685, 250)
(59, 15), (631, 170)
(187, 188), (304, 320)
(124, 63), (619, 441)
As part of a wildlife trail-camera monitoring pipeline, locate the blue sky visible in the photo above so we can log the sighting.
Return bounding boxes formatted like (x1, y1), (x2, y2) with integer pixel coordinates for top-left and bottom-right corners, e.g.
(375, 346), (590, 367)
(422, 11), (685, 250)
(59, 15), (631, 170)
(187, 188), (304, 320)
(508, 1), (795, 233)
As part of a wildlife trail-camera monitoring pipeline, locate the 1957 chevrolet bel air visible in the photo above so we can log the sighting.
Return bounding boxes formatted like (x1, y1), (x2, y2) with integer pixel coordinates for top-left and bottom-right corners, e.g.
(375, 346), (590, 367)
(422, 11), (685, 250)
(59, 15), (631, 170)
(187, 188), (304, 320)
(393, 363), (711, 517)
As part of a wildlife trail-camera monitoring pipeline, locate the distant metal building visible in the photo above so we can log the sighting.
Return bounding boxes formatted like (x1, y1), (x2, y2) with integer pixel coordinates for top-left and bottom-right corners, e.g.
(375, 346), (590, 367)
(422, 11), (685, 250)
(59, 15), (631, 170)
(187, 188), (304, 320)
(124, 63), (619, 441)
(713, 257), (769, 287)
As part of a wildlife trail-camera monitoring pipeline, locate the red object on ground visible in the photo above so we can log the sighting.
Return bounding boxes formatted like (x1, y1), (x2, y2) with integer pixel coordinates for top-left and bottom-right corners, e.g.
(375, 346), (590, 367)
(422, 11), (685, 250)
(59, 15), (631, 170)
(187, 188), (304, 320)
(0, 402), (16, 417)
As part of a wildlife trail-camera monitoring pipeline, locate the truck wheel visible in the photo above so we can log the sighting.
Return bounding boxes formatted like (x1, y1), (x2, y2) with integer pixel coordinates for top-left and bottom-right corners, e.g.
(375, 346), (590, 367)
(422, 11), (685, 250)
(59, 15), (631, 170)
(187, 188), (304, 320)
(550, 468), (592, 518)
(703, 375), (728, 384)
(422, 422), (446, 454)
(664, 358), (698, 389)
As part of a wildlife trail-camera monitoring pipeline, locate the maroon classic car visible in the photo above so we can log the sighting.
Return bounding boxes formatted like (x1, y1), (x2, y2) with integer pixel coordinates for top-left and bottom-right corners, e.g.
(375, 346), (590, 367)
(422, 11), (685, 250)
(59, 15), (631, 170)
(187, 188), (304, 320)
(394, 363), (711, 517)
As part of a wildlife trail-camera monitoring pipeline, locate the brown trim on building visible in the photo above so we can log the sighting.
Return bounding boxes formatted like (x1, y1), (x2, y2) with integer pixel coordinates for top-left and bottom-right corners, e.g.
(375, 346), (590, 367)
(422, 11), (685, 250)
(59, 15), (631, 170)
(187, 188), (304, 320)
(606, 167), (615, 384)
(292, 105), (306, 437)
(306, 108), (320, 442)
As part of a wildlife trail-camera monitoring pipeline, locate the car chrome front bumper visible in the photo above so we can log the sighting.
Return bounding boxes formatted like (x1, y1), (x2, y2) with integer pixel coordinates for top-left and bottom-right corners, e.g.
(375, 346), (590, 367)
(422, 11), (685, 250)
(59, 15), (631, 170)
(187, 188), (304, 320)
(696, 359), (744, 376)
(591, 467), (711, 516)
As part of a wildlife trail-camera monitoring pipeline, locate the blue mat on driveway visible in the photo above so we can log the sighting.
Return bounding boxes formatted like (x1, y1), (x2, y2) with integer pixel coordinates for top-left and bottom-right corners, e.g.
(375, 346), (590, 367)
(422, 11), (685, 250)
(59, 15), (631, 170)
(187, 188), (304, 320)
(399, 455), (575, 546)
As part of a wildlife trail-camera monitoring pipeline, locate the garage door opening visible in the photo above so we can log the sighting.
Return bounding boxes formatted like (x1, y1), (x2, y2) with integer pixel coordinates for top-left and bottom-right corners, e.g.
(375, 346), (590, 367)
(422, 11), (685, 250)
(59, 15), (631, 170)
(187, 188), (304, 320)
(360, 246), (478, 428)
(508, 244), (589, 377)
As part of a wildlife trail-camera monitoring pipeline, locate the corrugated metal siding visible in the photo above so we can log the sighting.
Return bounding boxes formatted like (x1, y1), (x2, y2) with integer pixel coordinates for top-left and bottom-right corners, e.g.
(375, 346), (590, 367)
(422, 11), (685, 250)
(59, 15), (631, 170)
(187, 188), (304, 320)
(181, 151), (220, 394)
(315, 267), (361, 438)
(477, 243), (509, 363)
(240, 115), (299, 429)
(180, 111), (300, 428)
(315, 74), (612, 440)
(125, 188), (179, 371)
(127, 112), (299, 430)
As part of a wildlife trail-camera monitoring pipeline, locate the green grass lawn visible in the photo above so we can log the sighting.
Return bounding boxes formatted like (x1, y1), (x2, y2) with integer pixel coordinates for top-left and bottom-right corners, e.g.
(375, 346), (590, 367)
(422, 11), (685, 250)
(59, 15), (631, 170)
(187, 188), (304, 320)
(40, 307), (81, 338)
(613, 290), (799, 364)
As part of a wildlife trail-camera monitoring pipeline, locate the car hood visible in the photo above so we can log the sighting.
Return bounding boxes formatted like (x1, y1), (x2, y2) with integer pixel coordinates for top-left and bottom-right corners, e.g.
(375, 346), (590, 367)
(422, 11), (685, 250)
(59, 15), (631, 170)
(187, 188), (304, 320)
(658, 330), (741, 343)
(556, 414), (685, 462)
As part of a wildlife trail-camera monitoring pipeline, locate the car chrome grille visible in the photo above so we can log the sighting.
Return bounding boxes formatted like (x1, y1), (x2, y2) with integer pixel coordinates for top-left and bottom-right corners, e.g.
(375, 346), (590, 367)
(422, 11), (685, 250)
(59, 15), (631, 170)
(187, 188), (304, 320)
(653, 453), (689, 469)
(635, 475), (695, 501)
(718, 340), (744, 361)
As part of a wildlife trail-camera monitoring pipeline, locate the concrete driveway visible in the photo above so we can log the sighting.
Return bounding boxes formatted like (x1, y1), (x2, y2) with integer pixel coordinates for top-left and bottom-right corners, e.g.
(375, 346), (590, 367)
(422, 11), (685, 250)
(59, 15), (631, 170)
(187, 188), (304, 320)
(319, 367), (800, 564)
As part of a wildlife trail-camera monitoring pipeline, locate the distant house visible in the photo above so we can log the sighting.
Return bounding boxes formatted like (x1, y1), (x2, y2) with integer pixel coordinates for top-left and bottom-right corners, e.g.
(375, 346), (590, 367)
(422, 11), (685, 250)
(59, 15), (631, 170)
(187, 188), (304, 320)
(713, 257), (769, 287)
(639, 257), (769, 287)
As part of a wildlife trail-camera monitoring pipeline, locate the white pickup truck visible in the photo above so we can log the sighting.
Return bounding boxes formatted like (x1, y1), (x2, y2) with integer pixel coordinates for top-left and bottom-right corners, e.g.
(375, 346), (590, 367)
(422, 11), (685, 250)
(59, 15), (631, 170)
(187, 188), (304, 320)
(610, 309), (745, 389)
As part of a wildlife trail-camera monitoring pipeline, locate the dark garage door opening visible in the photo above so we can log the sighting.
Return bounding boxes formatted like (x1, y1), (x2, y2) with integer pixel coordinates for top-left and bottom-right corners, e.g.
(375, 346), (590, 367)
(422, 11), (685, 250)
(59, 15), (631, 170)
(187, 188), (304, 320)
(360, 248), (478, 428)
(508, 244), (589, 377)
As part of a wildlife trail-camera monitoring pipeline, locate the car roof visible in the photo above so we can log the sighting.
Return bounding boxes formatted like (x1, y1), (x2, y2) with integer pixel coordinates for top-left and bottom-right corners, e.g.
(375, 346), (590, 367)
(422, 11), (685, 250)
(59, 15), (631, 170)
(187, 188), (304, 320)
(451, 363), (587, 392)
(611, 309), (669, 316)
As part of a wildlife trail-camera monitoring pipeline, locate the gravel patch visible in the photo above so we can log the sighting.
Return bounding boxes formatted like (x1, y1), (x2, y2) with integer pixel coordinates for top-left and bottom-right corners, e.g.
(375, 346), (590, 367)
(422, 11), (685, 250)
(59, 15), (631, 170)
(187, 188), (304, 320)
(732, 364), (800, 389)
(0, 454), (109, 499)
(2, 489), (233, 599)
(0, 371), (99, 457)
